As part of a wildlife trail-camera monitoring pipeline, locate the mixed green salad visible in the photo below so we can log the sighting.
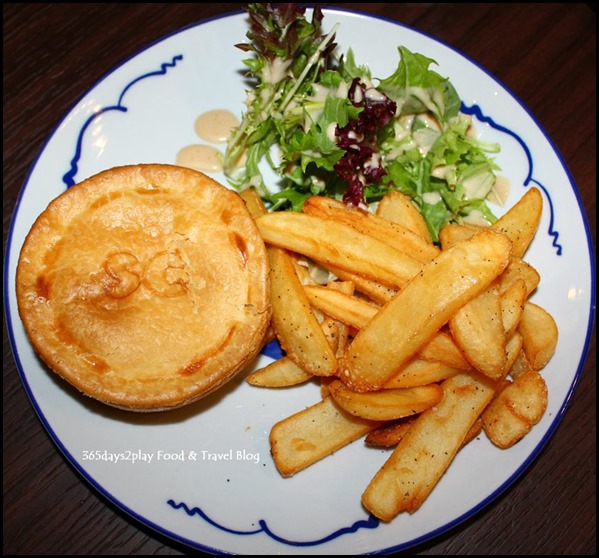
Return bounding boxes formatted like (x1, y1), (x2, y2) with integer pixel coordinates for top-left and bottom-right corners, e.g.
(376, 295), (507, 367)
(224, 3), (501, 242)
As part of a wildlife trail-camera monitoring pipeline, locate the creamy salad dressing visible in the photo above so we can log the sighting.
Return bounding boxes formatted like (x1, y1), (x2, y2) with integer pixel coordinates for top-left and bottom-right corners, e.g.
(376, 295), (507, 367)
(194, 109), (239, 143)
(176, 144), (223, 173)
(176, 109), (239, 173)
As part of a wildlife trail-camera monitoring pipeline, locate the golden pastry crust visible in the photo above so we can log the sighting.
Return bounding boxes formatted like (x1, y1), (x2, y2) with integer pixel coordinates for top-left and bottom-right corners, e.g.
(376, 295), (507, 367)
(16, 164), (271, 411)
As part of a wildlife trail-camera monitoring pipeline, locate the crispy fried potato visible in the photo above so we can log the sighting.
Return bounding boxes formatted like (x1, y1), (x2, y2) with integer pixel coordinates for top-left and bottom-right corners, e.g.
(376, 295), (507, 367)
(362, 372), (496, 519)
(258, 185), (557, 519)
(504, 332), (524, 372)
(508, 347), (533, 379)
(342, 230), (512, 392)
(303, 196), (440, 263)
(303, 284), (380, 329)
(365, 417), (416, 447)
(325, 281), (354, 358)
(464, 418), (484, 446)
(303, 286), (471, 372)
(518, 302), (559, 370)
(240, 187), (268, 218)
(500, 279), (527, 337)
(365, 416), (483, 448)
(323, 264), (397, 304)
(304, 283), (476, 373)
(269, 396), (382, 477)
(438, 223), (479, 249)
(482, 370), (548, 448)
(268, 247), (337, 376)
(417, 329), (473, 370)
(449, 286), (507, 380)
(496, 258), (540, 296)
(246, 357), (313, 388)
(257, 212), (423, 289)
(491, 187), (543, 258)
(376, 190), (433, 243)
(384, 358), (462, 389)
(327, 379), (443, 421)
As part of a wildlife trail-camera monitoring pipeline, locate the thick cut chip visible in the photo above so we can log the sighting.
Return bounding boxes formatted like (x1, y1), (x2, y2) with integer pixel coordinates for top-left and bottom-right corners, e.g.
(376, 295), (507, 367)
(303, 196), (440, 263)
(449, 286), (507, 380)
(482, 370), (548, 448)
(365, 416), (483, 448)
(323, 264), (397, 304)
(496, 258), (540, 296)
(509, 347), (533, 379)
(270, 396), (382, 477)
(303, 285), (380, 329)
(500, 279), (527, 337)
(417, 329), (473, 370)
(491, 187), (543, 258)
(365, 417), (417, 447)
(325, 281), (354, 358)
(376, 190), (433, 243)
(257, 212), (423, 289)
(438, 223), (480, 249)
(327, 379), (443, 421)
(246, 357), (313, 388)
(342, 230), (512, 392)
(518, 301), (559, 370)
(504, 332), (524, 372)
(240, 187), (268, 218)
(268, 247), (337, 376)
(385, 358), (463, 389)
(362, 372), (496, 520)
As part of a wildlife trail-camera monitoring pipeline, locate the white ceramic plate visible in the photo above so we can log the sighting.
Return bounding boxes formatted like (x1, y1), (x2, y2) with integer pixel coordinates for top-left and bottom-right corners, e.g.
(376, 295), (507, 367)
(4, 8), (595, 555)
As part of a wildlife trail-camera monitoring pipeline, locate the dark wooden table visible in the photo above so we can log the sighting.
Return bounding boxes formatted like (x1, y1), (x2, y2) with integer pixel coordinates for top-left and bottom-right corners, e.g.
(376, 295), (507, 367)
(3, 3), (596, 555)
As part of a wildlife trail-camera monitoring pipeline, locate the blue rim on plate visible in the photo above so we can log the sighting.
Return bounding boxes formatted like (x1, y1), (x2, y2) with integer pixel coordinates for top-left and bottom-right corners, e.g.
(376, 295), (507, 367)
(4, 7), (596, 555)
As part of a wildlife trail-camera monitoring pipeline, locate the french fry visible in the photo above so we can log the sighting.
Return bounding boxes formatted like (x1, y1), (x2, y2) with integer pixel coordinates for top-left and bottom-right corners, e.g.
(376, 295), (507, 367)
(482, 370), (548, 448)
(246, 357), (313, 388)
(463, 418), (484, 446)
(438, 223), (479, 249)
(320, 317), (340, 353)
(268, 247), (337, 376)
(327, 379), (443, 421)
(240, 187), (268, 218)
(342, 230), (512, 392)
(270, 396), (382, 477)
(491, 187), (543, 258)
(256, 212), (423, 289)
(518, 301), (559, 370)
(417, 329), (473, 370)
(504, 332), (524, 372)
(365, 417), (416, 447)
(495, 257), (541, 297)
(303, 196), (440, 263)
(325, 281), (354, 358)
(304, 284), (474, 371)
(303, 284), (380, 330)
(322, 264), (397, 304)
(500, 279), (527, 337)
(248, 307), (341, 388)
(362, 372), (496, 520)
(256, 185), (558, 519)
(449, 286), (507, 380)
(384, 358), (462, 389)
(365, 416), (483, 448)
(508, 348), (533, 379)
(375, 190), (433, 243)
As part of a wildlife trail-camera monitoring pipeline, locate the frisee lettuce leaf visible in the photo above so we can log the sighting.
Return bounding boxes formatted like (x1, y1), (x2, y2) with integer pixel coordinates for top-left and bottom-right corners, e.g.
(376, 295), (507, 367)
(224, 4), (502, 243)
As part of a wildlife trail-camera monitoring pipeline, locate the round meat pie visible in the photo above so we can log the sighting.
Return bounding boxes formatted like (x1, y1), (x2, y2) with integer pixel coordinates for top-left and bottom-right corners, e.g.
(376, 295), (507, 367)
(16, 164), (271, 411)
